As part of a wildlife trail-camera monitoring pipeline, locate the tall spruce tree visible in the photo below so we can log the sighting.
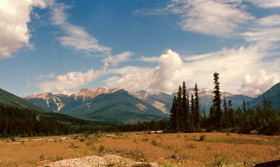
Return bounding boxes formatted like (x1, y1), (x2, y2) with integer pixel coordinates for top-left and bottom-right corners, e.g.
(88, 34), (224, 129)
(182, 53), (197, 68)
(243, 99), (247, 113)
(223, 96), (229, 128)
(170, 96), (178, 131)
(213, 72), (222, 129)
(176, 85), (183, 132)
(191, 93), (195, 125)
(182, 81), (189, 131)
(228, 100), (234, 127)
(194, 83), (200, 128)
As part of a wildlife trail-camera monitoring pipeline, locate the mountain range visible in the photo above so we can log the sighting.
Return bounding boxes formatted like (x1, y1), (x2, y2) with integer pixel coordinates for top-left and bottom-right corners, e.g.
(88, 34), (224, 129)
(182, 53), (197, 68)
(22, 86), (261, 123)
(1, 82), (279, 124)
(23, 88), (170, 123)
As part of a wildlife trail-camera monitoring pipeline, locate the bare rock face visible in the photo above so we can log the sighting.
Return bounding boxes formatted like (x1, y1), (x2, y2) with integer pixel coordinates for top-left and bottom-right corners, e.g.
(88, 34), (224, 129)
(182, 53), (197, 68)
(39, 154), (158, 167)
(73, 88), (119, 101)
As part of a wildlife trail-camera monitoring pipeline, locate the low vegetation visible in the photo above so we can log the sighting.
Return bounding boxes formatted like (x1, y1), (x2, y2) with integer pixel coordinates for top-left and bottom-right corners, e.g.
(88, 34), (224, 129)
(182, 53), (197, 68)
(0, 132), (279, 166)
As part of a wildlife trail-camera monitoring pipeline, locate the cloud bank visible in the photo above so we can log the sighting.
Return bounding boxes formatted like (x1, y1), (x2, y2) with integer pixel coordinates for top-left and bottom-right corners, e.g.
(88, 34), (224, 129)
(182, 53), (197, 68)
(240, 69), (280, 96)
(38, 69), (100, 94)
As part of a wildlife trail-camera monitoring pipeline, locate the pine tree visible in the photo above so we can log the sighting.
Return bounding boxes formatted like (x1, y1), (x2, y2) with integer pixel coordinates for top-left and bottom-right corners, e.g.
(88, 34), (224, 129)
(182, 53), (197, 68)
(228, 100), (234, 127)
(223, 96), (229, 128)
(194, 83), (200, 128)
(170, 96), (178, 131)
(182, 81), (189, 131)
(243, 99), (247, 113)
(213, 72), (222, 129)
(176, 85), (183, 132)
(191, 93), (195, 125)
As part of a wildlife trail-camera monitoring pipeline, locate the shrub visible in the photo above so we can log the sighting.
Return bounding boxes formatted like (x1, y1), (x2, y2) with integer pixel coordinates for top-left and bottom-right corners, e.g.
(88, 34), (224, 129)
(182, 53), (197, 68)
(39, 154), (45, 161)
(99, 145), (105, 152)
(86, 140), (93, 146)
(83, 131), (90, 139)
(199, 134), (206, 141)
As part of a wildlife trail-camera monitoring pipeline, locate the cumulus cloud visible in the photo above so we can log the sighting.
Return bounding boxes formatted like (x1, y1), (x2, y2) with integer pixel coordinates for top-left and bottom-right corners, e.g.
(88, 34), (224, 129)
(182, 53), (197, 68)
(38, 69), (100, 94)
(164, 0), (254, 36)
(239, 69), (280, 96)
(51, 3), (111, 54)
(148, 49), (183, 92)
(177, 45), (265, 94)
(0, 0), (52, 58)
(103, 52), (134, 67)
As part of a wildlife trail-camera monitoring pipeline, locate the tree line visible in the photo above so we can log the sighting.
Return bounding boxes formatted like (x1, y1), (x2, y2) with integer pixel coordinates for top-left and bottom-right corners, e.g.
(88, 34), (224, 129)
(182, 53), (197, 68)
(0, 105), (117, 138)
(169, 72), (280, 135)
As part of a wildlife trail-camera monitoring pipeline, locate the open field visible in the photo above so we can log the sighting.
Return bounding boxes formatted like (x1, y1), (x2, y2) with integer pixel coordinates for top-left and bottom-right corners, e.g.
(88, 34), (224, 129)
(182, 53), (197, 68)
(0, 132), (279, 166)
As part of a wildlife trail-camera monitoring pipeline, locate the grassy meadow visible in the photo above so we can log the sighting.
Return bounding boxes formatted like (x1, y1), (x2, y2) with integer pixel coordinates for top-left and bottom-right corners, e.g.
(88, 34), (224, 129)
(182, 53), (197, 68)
(0, 132), (279, 166)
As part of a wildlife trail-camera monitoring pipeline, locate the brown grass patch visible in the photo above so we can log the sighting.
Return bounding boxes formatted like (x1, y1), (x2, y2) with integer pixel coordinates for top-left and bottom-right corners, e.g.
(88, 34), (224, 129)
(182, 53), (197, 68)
(0, 133), (279, 166)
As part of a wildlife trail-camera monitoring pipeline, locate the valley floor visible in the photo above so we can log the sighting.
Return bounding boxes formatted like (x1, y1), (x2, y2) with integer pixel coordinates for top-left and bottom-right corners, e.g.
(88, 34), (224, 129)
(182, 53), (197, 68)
(0, 132), (279, 166)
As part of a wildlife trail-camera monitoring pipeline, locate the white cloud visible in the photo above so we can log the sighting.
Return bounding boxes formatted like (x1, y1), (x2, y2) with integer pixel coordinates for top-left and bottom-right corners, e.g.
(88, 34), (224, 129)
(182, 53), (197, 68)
(38, 69), (100, 94)
(103, 51), (134, 67)
(177, 45), (265, 94)
(102, 47), (270, 96)
(51, 3), (111, 54)
(0, 0), (52, 58)
(257, 15), (280, 27)
(148, 49), (183, 92)
(243, 15), (280, 50)
(103, 67), (154, 92)
(239, 69), (280, 96)
(37, 73), (55, 80)
(140, 56), (159, 62)
(245, 0), (280, 8)
(166, 0), (254, 36)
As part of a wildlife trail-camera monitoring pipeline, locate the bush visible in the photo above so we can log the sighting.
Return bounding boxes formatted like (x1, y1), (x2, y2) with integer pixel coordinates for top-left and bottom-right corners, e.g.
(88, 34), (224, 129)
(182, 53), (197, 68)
(99, 145), (105, 152)
(199, 134), (206, 141)
(83, 131), (90, 139)
(86, 140), (93, 146)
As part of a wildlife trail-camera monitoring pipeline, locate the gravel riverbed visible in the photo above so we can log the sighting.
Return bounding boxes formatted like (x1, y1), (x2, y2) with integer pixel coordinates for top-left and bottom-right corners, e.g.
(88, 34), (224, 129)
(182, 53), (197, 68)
(39, 154), (158, 167)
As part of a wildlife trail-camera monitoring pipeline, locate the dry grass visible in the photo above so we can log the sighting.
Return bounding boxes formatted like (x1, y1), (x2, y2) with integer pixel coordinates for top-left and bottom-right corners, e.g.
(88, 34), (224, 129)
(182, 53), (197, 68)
(0, 132), (279, 166)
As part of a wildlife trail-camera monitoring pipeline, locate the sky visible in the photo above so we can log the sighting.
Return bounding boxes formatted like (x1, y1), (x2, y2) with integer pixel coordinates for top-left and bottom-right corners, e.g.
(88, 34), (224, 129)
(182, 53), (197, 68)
(1, 0), (280, 97)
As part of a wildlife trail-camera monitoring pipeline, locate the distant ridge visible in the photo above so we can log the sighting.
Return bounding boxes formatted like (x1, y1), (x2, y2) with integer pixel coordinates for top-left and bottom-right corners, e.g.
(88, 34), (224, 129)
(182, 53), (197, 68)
(0, 88), (49, 113)
(248, 82), (280, 110)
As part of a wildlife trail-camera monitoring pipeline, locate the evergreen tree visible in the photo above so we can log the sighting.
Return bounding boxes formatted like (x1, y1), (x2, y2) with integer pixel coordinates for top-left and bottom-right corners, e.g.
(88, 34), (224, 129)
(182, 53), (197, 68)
(243, 99), (247, 113)
(222, 96), (229, 128)
(228, 100), (234, 127)
(176, 85), (183, 132)
(194, 83), (200, 128)
(170, 96), (178, 131)
(213, 72), (222, 129)
(191, 93), (195, 125)
(182, 81), (189, 131)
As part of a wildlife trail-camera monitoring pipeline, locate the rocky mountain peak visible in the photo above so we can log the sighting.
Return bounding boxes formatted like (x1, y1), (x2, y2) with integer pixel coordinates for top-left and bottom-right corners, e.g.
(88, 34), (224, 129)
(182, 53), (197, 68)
(73, 87), (119, 99)
(24, 92), (54, 99)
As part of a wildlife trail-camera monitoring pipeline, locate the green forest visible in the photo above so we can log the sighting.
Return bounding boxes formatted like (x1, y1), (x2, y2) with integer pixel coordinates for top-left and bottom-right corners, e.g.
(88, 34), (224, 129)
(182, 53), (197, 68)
(0, 105), (117, 138)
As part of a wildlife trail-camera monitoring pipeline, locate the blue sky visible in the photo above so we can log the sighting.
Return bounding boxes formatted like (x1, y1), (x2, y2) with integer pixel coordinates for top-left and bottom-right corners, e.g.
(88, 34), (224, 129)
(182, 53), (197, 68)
(1, 0), (280, 97)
